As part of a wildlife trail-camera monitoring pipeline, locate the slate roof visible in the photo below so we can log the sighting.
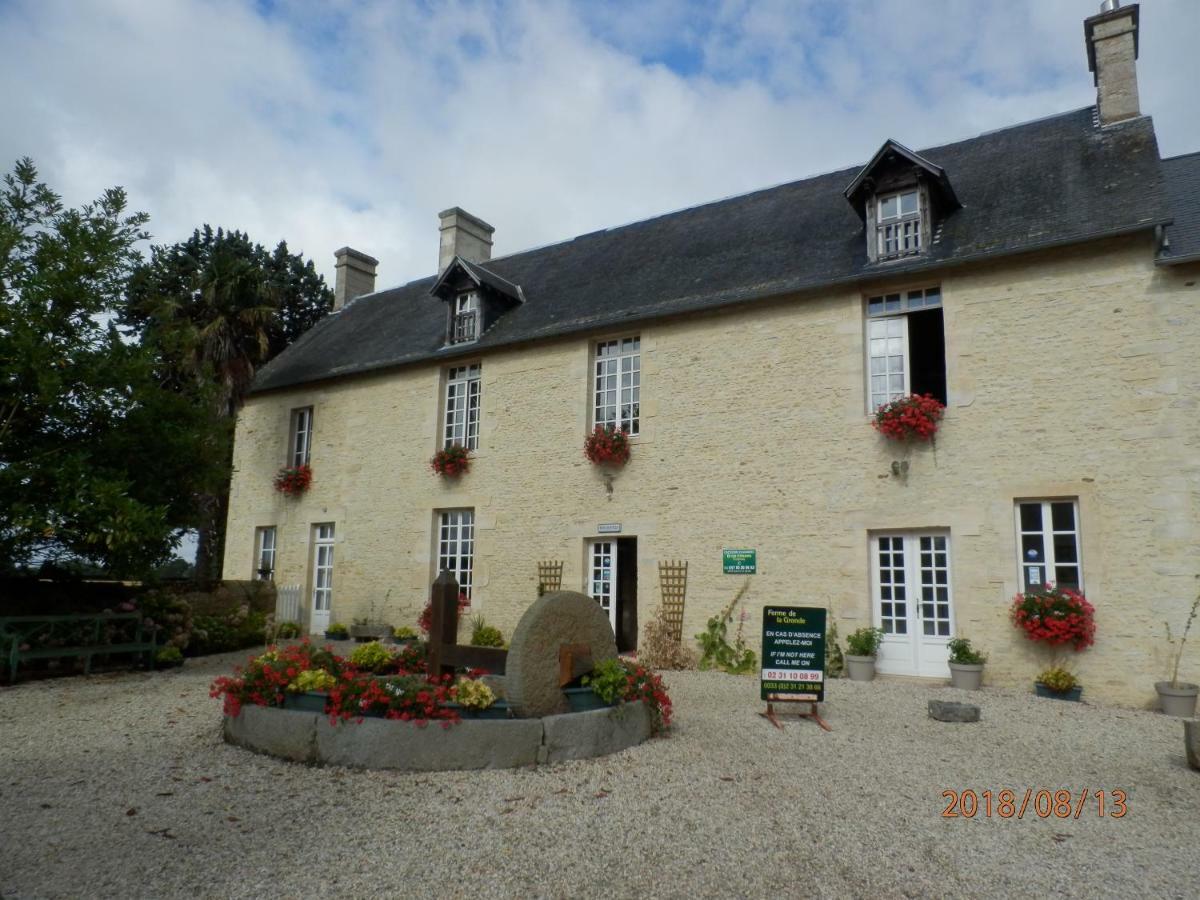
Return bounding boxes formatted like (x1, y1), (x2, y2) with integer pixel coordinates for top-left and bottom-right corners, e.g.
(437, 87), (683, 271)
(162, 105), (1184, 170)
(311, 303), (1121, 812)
(1160, 152), (1200, 264)
(253, 106), (1170, 394)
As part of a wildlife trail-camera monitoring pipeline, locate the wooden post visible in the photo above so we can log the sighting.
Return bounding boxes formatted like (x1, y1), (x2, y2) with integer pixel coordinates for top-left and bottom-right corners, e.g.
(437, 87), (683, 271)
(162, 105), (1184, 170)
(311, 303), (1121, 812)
(426, 570), (460, 677)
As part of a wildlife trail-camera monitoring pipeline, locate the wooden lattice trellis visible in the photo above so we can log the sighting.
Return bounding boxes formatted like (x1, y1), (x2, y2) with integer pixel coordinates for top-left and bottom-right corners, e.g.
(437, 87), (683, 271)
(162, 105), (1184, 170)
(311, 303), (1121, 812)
(536, 560), (564, 594)
(657, 560), (688, 642)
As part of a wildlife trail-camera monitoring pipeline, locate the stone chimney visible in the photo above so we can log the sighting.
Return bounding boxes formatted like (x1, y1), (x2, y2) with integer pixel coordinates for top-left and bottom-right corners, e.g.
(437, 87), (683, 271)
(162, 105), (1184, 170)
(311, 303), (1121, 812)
(1085, 1), (1140, 126)
(438, 207), (494, 273)
(333, 247), (378, 311)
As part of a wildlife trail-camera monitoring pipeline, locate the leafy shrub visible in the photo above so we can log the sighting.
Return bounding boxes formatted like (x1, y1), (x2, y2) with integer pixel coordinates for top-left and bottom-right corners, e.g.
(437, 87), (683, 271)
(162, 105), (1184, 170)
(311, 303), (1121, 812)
(470, 615), (505, 648)
(583, 657), (673, 733)
(137, 589), (194, 651)
(947, 637), (986, 665)
(845, 627), (884, 657)
(349, 641), (394, 673)
(188, 605), (268, 657)
(393, 625), (418, 640)
(583, 658), (627, 704)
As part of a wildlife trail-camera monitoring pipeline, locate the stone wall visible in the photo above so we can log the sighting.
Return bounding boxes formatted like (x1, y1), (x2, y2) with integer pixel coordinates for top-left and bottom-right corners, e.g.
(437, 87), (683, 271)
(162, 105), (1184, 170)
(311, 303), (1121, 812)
(223, 235), (1200, 707)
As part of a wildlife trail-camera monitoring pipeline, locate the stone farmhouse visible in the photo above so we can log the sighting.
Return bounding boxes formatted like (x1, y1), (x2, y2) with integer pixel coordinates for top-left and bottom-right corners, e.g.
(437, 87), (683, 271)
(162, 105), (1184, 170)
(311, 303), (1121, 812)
(224, 2), (1199, 706)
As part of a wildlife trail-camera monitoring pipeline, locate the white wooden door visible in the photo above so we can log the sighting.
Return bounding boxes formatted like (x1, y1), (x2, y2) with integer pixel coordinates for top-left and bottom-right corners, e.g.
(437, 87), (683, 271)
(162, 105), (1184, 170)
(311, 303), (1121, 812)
(310, 524), (334, 634)
(870, 532), (953, 677)
(587, 540), (617, 632)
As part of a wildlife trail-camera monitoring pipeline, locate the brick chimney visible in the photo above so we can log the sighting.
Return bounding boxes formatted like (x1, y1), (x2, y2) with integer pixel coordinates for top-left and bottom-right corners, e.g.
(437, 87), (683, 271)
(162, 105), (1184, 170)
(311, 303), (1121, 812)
(333, 247), (378, 311)
(1085, 1), (1140, 127)
(438, 207), (494, 273)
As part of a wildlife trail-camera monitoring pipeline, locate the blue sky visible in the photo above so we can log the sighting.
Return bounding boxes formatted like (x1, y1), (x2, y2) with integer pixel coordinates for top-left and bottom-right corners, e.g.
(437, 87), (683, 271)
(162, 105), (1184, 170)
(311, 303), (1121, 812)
(1, 0), (1196, 291)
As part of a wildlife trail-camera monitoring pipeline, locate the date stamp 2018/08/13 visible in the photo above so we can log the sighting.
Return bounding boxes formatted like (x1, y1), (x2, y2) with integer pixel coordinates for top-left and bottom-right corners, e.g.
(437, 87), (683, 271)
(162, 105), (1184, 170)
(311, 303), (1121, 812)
(941, 788), (1127, 819)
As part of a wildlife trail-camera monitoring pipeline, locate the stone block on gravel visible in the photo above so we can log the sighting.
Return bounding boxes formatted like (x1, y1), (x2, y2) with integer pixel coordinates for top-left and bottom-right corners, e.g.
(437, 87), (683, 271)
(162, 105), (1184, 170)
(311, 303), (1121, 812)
(224, 706), (318, 762)
(1186, 719), (1200, 771)
(928, 699), (981, 723)
(541, 701), (651, 763)
(315, 716), (543, 770)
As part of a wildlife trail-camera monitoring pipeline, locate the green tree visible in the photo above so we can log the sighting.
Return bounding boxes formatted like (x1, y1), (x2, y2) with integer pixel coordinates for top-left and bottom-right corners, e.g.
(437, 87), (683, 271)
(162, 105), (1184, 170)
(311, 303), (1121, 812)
(124, 226), (334, 581)
(0, 158), (222, 574)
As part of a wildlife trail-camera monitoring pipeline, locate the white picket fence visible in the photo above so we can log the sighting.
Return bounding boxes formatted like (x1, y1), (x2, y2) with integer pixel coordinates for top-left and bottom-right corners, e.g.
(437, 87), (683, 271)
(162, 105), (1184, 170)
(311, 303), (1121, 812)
(275, 584), (302, 625)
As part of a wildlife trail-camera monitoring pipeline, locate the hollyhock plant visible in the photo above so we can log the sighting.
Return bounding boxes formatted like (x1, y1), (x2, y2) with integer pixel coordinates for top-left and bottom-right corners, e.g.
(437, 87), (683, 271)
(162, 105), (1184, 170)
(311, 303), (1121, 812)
(1010, 584), (1096, 651)
(872, 394), (945, 441)
(584, 425), (631, 467)
(430, 444), (471, 477)
(274, 464), (313, 495)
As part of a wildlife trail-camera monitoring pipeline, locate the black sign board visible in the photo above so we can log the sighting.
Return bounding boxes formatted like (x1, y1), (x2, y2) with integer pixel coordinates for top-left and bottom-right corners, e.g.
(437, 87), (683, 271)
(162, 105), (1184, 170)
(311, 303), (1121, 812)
(760, 606), (826, 702)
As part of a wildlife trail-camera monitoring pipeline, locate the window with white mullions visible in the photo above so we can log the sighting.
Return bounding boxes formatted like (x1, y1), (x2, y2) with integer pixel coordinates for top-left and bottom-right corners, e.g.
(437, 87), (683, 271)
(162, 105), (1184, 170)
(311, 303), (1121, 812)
(310, 523), (334, 633)
(255, 526), (276, 581)
(438, 509), (474, 599)
(919, 535), (951, 637)
(877, 189), (921, 258)
(594, 337), (640, 435)
(876, 536), (908, 635)
(865, 287), (945, 410)
(444, 364), (482, 450)
(290, 407), (313, 466)
(451, 291), (479, 344)
(1016, 500), (1082, 591)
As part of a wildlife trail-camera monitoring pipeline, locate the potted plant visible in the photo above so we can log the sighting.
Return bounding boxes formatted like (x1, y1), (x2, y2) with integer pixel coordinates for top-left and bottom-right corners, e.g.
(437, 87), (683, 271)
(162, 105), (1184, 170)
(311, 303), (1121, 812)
(844, 627), (884, 681)
(583, 425), (631, 467)
(392, 625), (419, 646)
(1156, 594), (1199, 718)
(1035, 666), (1082, 702)
(469, 615), (505, 648)
(430, 444), (471, 478)
(154, 646), (184, 670)
(871, 393), (945, 442)
(349, 641), (397, 675)
(349, 619), (393, 642)
(273, 464), (312, 495)
(324, 622), (349, 641)
(946, 637), (986, 690)
(578, 657), (674, 732)
(1010, 584), (1096, 651)
(448, 677), (511, 719)
(283, 669), (337, 713)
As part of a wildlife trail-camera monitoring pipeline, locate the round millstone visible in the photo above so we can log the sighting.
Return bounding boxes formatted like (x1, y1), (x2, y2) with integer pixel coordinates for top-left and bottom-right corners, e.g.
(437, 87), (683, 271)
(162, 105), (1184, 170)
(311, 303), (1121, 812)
(504, 590), (617, 718)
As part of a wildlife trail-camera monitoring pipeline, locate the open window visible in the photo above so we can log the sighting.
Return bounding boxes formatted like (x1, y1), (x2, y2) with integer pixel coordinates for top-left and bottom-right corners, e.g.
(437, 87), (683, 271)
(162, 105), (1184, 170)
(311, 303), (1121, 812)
(866, 287), (946, 410)
(430, 257), (523, 347)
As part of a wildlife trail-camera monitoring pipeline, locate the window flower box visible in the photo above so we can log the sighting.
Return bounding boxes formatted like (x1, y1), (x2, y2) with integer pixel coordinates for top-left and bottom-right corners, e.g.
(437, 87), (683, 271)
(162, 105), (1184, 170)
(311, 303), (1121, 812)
(274, 464), (312, 495)
(872, 393), (945, 441)
(1011, 585), (1096, 652)
(584, 426), (631, 467)
(430, 444), (471, 478)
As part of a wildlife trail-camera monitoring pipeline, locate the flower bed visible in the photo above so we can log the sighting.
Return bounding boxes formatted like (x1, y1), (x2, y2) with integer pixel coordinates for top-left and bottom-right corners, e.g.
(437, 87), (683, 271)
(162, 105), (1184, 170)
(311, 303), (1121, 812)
(274, 464), (313, 495)
(872, 393), (945, 441)
(1011, 584), (1096, 651)
(584, 657), (673, 733)
(583, 426), (631, 466)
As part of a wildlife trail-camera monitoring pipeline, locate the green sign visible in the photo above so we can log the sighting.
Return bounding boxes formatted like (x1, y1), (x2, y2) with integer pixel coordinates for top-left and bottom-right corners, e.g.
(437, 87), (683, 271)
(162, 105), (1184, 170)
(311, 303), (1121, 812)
(760, 606), (826, 702)
(722, 548), (756, 574)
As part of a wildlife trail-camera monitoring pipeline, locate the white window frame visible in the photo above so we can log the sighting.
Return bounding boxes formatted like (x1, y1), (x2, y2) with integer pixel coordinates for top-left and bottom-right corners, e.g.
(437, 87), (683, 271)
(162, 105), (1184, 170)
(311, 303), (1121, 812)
(1015, 499), (1083, 592)
(876, 189), (922, 259)
(451, 291), (479, 344)
(593, 336), (640, 436)
(437, 509), (475, 599)
(255, 526), (276, 581)
(311, 523), (335, 629)
(587, 539), (618, 631)
(444, 364), (482, 450)
(865, 287), (941, 411)
(289, 407), (313, 467)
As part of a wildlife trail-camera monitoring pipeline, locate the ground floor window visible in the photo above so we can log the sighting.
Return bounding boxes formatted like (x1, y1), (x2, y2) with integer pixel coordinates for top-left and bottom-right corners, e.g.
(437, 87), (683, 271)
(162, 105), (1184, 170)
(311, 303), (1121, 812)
(255, 526), (276, 581)
(310, 523), (334, 634)
(1016, 499), (1081, 591)
(870, 531), (953, 677)
(438, 510), (474, 599)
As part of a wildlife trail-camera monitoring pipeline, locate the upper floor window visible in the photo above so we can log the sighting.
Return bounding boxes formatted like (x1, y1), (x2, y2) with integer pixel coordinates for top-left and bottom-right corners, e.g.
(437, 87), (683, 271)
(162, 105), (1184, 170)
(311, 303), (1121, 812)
(255, 526), (276, 581)
(289, 407), (313, 466)
(866, 287), (945, 411)
(444, 364), (482, 450)
(877, 189), (922, 259)
(451, 291), (479, 344)
(594, 337), (640, 436)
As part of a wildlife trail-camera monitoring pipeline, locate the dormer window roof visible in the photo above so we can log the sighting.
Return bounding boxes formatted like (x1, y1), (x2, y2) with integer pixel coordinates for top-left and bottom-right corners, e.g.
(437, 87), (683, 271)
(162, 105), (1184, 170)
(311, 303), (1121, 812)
(844, 139), (961, 264)
(430, 255), (524, 347)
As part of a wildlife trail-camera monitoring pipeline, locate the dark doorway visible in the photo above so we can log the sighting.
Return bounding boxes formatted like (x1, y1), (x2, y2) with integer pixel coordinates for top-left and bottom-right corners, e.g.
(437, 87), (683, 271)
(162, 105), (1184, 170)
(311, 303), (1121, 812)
(616, 537), (638, 652)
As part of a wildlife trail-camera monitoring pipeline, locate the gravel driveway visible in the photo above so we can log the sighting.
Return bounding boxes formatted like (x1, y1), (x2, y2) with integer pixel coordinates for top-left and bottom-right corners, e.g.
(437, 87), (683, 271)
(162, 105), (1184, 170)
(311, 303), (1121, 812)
(1, 652), (1197, 899)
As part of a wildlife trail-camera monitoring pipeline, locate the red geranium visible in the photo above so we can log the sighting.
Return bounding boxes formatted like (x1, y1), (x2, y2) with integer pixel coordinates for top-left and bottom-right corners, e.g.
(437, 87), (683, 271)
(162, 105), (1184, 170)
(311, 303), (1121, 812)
(418, 591), (471, 636)
(274, 464), (313, 495)
(430, 444), (471, 477)
(872, 394), (945, 441)
(1010, 584), (1095, 651)
(584, 426), (631, 467)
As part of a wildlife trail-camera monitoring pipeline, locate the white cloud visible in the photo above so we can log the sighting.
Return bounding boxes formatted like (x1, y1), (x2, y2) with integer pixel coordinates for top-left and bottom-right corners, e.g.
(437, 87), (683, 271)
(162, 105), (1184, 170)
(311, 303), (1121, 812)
(1, 0), (1195, 292)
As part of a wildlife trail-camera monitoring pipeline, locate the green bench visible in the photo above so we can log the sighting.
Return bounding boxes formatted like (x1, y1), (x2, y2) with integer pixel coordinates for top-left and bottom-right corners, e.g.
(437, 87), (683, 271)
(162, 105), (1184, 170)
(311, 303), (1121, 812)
(0, 613), (157, 684)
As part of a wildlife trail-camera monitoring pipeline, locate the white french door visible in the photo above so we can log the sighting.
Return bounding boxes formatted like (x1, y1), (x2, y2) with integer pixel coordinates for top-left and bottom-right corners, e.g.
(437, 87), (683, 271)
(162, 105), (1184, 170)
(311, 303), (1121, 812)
(587, 540), (617, 632)
(310, 523), (334, 634)
(870, 532), (953, 677)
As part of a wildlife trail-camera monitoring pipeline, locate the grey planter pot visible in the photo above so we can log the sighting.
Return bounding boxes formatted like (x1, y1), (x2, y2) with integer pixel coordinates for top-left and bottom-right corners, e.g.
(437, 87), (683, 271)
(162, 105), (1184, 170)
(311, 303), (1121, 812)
(948, 662), (984, 691)
(1185, 719), (1200, 772)
(1035, 682), (1082, 702)
(350, 624), (393, 643)
(845, 654), (876, 682)
(1155, 681), (1199, 718)
(563, 686), (611, 711)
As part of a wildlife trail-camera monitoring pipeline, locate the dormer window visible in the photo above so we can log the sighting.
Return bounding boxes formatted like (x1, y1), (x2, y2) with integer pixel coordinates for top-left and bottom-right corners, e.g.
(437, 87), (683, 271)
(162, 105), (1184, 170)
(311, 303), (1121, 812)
(877, 189), (922, 259)
(452, 291), (479, 344)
